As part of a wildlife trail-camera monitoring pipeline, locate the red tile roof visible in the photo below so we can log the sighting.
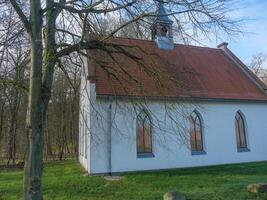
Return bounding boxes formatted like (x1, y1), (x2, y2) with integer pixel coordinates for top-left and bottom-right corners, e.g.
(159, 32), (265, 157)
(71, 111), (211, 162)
(89, 37), (267, 101)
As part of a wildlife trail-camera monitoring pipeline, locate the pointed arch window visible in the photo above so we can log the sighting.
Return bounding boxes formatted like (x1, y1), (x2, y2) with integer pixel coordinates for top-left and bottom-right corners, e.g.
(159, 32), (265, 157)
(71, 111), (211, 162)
(235, 111), (249, 151)
(190, 111), (205, 153)
(136, 110), (153, 157)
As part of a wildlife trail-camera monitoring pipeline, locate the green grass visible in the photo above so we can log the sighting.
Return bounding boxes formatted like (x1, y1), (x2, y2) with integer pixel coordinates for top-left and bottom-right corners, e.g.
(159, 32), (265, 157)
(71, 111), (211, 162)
(1, 160), (267, 200)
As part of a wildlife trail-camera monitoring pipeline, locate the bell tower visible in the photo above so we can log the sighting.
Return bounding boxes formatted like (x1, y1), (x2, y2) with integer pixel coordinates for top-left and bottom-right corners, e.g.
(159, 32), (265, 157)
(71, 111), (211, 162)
(151, 1), (174, 50)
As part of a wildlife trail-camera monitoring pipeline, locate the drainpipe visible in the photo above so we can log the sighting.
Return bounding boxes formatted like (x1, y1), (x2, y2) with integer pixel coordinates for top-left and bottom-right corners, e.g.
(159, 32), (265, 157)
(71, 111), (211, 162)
(107, 97), (112, 175)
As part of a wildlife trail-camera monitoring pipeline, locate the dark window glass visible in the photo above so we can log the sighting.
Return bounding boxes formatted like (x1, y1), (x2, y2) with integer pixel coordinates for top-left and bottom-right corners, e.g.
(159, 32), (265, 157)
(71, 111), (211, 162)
(160, 26), (168, 36)
(235, 111), (247, 149)
(190, 111), (204, 152)
(136, 110), (152, 154)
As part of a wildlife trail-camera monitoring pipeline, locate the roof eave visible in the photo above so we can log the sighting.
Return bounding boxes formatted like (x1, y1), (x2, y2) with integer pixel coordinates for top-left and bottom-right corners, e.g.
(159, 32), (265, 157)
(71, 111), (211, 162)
(96, 94), (267, 103)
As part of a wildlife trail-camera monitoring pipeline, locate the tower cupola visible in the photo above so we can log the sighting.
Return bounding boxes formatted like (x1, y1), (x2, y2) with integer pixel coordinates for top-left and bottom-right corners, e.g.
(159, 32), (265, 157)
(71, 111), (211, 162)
(151, 1), (174, 50)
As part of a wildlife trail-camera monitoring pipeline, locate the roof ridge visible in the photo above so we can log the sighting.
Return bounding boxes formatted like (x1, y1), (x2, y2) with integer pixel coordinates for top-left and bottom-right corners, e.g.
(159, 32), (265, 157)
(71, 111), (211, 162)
(178, 44), (220, 51)
(112, 36), (220, 50)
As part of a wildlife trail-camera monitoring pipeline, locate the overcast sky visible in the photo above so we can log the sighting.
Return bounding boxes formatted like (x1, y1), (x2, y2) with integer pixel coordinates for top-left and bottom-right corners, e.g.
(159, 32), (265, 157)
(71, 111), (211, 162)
(203, 0), (267, 66)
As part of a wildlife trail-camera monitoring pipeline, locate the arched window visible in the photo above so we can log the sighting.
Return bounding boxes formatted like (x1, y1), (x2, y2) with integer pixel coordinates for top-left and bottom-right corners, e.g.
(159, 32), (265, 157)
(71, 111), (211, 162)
(136, 110), (152, 155)
(160, 26), (168, 36)
(235, 111), (248, 150)
(190, 111), (204, 152)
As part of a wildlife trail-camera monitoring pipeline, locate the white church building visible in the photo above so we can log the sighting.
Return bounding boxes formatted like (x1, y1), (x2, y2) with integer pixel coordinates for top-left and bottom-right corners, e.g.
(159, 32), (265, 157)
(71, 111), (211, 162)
(79, 3), (267, 174)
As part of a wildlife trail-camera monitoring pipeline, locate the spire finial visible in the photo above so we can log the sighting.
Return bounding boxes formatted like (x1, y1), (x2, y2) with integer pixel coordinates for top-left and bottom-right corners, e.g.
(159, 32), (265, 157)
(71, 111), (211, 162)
(156, 0), (173, 25)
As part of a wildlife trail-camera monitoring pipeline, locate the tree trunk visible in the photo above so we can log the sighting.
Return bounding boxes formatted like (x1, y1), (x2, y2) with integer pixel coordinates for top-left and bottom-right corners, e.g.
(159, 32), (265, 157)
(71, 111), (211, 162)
(23, 0), (44, 199)
(0, 101), (5, 144)
(7, 125), (14, 165)
(7, 79), (21, 164)
(12, 128), (17, 163)
(41, 0), (59, 160)
(45, 119), (53, 158)
(24, 0), (59, 198)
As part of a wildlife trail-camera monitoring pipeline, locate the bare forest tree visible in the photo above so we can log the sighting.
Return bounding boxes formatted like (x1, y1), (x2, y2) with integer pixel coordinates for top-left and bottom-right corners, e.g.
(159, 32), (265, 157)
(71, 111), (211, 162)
(0, 57), (80, 164)
(0, 4), (29, 164)
(44, 55), (81, 160)
(0, 3), (80, 164)
(0, 0), (242, 199)
(248, 53), (267, 83)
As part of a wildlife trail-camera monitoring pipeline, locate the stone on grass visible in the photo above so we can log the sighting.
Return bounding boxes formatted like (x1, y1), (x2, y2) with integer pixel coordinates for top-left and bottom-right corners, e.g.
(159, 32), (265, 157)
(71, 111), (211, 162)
(104, 175), (123, 181)
(163, 191), (186, 200)
(247, 183), (267, 193)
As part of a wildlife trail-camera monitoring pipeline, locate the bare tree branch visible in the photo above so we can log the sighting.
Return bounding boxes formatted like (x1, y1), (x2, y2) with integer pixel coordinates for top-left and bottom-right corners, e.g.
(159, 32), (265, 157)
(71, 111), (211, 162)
(9, 0), (31, 34)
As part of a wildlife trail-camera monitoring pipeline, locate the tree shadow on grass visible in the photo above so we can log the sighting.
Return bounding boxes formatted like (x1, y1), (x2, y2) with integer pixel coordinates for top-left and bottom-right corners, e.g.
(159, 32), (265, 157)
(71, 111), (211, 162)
(124, 161), (267, 177)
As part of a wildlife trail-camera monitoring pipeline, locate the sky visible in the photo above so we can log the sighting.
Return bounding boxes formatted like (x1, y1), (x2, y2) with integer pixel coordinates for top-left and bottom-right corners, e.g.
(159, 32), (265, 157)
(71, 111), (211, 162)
(203, 0), (267, 66)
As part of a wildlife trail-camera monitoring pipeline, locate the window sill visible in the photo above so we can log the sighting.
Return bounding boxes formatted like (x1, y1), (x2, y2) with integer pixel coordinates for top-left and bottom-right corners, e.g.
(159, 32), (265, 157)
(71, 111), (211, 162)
(137, 153), (155, 158)
(237, 148), (250, 152)
(191, 151), (206, 155)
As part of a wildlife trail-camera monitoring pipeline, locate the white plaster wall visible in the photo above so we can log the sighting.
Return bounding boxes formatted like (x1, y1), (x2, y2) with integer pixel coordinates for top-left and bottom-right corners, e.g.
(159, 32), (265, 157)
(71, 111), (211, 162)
(89, 99), (267, 174)
(79, 62), (96, 172)
(78, 67), (87, 170)
(89, 99), (111, 174)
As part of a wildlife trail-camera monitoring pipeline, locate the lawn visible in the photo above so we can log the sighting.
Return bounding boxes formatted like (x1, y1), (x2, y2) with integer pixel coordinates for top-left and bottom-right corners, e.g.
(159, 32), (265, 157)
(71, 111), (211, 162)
(1, 160), (267, 200)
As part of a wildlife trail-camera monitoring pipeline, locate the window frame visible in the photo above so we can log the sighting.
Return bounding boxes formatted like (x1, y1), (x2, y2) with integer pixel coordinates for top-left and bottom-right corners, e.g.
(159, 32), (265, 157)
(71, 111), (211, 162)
(189, 110), (206, 155)
(235, 111), (250, 152)
(136, 110), (154, 158)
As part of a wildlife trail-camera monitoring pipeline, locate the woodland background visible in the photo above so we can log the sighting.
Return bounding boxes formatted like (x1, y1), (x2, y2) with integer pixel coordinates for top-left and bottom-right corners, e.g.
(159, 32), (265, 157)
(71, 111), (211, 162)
(0, 15), (81, 163)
